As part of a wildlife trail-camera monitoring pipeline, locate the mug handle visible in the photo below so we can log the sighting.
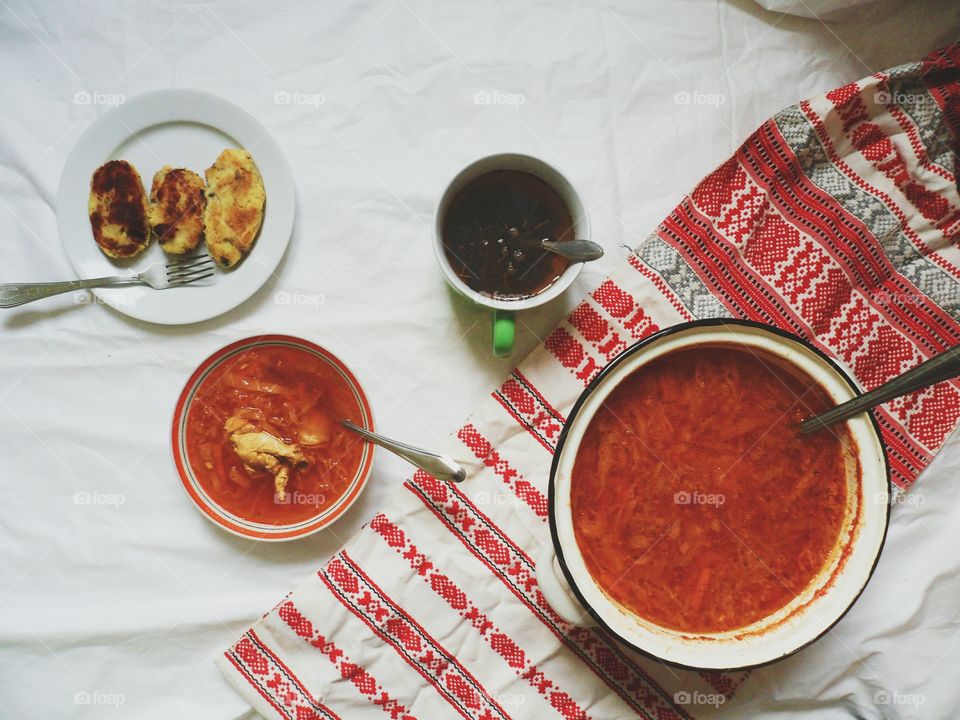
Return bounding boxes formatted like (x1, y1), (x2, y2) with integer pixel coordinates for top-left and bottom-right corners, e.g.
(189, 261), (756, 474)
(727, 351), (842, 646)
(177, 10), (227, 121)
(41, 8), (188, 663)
(536, 544), (596, 627)
(492, 309), (515, 357)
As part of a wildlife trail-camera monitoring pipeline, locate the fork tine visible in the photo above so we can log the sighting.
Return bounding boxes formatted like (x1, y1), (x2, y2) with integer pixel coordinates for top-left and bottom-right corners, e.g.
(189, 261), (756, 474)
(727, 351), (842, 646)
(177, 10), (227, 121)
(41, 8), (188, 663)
(166, 258), (213, 272)
(166, 259), (215, 278)
(169, 272), (214, 287)
(167, 270), (213, 284)
(165, 255), (213, 271)
(168, 266), (215, 283)
(167, 267), (213, 282)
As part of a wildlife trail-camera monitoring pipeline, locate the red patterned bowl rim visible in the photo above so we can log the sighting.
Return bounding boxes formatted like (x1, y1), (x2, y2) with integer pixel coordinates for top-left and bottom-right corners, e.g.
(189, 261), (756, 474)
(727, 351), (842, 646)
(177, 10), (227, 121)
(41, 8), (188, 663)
(171, 334), (375, 541)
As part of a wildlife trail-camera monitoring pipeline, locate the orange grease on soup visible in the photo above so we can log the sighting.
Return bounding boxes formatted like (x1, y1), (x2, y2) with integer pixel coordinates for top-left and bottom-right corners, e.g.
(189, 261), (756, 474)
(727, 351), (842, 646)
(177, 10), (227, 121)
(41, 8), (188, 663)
(570, 345), (853, 633)
(185, 346), (365, 525)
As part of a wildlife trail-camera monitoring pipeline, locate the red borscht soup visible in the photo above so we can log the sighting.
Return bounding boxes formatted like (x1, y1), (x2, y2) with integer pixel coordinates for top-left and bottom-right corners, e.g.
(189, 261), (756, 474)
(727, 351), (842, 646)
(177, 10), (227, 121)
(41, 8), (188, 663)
(185, 345), (366, 525)
(570, 345), (853, 633)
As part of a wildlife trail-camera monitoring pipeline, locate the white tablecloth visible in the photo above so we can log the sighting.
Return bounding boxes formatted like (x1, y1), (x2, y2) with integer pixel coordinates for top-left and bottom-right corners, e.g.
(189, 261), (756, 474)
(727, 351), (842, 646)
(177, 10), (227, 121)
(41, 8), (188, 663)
(1, 1), (958, 717)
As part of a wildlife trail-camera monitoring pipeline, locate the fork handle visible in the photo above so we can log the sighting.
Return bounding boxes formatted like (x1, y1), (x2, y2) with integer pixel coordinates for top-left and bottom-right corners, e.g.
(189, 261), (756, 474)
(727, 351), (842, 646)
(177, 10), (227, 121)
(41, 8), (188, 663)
(0, 277), (139, 308)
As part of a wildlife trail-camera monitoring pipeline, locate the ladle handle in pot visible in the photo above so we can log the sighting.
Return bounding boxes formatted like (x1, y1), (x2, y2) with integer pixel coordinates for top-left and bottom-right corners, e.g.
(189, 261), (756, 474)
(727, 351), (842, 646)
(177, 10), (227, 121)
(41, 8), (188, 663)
(801, 343), (960, 433)
(536, 544), (596, 627)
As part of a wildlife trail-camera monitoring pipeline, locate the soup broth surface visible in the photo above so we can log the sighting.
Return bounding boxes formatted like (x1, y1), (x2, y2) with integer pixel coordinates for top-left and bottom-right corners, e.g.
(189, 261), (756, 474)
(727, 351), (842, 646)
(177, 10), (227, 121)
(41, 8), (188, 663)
(185, 345), (365, 525)
(570, 344), (851, 633)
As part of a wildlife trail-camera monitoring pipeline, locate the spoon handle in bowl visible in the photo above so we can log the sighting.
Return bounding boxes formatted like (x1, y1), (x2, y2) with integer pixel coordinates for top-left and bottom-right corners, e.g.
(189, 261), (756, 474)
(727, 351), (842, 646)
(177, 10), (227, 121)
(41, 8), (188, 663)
(801, 344), (960, 434)
(540, 238), (604, 262)
(340, 420), (466, 483)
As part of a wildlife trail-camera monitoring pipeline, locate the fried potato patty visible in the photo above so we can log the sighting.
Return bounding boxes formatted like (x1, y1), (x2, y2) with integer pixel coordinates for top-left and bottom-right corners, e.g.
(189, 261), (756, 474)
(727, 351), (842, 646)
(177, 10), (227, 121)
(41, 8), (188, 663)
(203, 149), (265, 268)
(149, 166), (206, 255)
(88, 160), (150, 259)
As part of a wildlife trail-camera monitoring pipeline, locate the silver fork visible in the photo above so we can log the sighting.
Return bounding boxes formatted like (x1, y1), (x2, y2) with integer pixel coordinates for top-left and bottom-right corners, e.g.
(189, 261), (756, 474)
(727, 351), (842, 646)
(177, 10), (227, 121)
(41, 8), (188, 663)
(0, 255), (215, 308)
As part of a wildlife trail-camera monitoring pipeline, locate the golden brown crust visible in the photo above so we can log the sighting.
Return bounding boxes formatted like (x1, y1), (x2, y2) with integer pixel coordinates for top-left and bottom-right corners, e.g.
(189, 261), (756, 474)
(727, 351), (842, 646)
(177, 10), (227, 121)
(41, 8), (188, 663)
(203, 149), (265, 268)
(149, 166), (206, 255)
(88, 160), (150, 259)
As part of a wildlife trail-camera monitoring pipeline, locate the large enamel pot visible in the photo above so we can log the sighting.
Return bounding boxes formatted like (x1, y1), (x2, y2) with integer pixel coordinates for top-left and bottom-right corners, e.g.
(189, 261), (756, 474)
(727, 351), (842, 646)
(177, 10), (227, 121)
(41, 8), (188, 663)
(536, 319), (891, 670)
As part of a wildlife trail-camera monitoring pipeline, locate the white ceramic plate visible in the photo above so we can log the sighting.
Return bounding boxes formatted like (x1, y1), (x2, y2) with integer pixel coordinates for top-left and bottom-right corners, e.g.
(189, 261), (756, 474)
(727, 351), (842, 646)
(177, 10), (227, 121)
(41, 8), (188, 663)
(57, 89), (295, 325)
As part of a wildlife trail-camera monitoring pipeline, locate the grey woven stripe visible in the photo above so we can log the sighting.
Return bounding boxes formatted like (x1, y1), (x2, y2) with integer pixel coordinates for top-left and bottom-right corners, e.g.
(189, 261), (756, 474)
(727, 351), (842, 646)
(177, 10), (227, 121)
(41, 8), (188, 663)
(627, 62), (959, 328)
(774, 102), (960, 321)
(886, 76), (957, 175)
(631, 232), (732, 319)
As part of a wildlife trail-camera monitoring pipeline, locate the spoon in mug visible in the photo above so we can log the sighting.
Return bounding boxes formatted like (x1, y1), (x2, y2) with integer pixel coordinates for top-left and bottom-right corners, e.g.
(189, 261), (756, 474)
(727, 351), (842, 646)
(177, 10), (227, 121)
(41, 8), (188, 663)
(539, 238), (604, 263)
(340, 420), (466, 483)
(801, 344), (960, 434)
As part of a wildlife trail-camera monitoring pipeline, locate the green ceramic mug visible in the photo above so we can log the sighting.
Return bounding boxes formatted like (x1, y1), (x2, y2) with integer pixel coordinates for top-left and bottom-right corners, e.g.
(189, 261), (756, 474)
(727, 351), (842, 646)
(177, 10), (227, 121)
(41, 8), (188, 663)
(434, 153), (591, 357)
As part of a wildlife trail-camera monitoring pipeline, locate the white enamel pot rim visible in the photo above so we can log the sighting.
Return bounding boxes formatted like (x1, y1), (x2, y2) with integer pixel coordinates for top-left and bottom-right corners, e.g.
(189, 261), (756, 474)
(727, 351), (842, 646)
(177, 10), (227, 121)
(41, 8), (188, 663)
(542, 318), (892, 671)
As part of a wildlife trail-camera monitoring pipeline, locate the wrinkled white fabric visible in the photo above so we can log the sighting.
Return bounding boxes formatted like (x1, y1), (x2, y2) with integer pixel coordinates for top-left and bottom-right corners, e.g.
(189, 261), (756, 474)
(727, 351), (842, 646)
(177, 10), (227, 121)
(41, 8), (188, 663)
(0, 1), (958, 718)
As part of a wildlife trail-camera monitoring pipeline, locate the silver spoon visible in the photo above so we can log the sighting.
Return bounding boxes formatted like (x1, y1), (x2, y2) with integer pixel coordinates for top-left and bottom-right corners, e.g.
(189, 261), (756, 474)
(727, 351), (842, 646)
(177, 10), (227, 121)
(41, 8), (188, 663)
(540, 238), (604, 262)
(340, 420), (466, 483)
(801, 344), (960, 434)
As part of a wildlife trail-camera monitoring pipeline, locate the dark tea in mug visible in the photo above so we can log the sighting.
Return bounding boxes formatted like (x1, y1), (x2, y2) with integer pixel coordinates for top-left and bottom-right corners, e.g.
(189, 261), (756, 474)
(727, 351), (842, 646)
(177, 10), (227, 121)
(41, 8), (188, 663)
(441, 170), (574, 300)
